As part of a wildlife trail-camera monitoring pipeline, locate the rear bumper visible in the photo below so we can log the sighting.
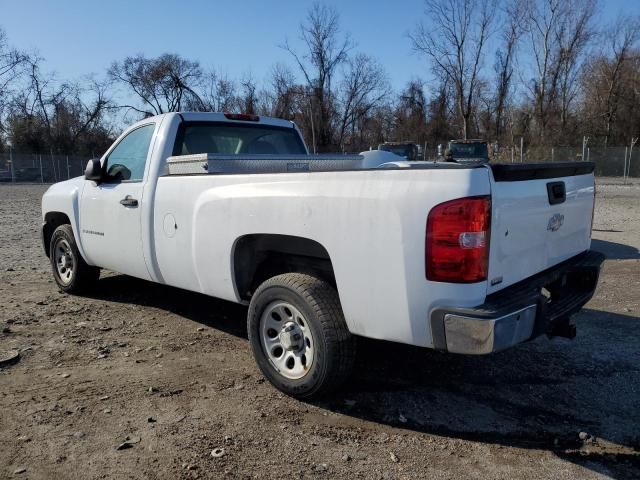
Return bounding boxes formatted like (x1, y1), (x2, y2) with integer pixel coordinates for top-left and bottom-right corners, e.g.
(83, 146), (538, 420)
(429, 250), (605, 354)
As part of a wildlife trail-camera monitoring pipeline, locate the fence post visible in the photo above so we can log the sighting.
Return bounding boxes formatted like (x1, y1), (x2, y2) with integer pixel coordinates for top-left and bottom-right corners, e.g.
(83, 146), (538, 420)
(551, 147), (554, 162)
(520, 137), (524, 163)
(587, 147), (590, 163)
(66, 156), (70, 179)
(39, 155), (44, 183)
(582, 136), (590, 162)
(627, 138), (638, 183)
(50, 150), (57, 182)
(9, 146), (15, 183)
(624, 146), (628, 179)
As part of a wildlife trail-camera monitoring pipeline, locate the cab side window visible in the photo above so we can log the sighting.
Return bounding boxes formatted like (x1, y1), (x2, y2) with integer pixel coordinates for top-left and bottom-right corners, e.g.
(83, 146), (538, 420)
(105, 124), (155, 182)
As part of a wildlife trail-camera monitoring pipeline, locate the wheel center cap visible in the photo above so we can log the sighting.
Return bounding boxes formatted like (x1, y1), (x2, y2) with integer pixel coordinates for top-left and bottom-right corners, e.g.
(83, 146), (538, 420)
(279, 322), (303, 351)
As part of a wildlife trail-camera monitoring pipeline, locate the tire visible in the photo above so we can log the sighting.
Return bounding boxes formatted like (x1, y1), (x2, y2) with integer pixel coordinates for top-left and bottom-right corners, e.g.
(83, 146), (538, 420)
(49, 224), (100, 294)
(248, 273), (356, 399)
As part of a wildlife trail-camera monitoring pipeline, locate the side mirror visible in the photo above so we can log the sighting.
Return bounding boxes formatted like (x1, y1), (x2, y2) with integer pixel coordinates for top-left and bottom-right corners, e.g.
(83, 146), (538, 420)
(84, 158), (103, 182)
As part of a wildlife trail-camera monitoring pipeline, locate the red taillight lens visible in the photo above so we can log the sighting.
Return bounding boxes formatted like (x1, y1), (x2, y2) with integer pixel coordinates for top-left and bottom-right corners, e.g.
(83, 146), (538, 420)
(426, 196), (491, 283)
(223, 112), (260, 122)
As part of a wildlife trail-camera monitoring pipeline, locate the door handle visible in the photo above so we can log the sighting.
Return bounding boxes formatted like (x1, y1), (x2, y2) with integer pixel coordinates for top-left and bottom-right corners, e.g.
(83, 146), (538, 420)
(119, 195), (139, 208)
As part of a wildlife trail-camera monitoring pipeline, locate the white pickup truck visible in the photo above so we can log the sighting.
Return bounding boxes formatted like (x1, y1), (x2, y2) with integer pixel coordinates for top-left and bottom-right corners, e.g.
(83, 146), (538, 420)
(41, 112), (604, 398)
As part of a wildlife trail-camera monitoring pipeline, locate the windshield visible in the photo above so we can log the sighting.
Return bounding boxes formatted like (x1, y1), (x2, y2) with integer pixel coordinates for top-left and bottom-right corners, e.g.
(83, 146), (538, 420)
(173, 122), (307, 156)
(449, 142), (488, 158)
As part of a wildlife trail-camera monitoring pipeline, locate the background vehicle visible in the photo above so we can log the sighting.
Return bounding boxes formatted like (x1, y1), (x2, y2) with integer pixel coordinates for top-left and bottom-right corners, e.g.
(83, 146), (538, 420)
(41, 112), (603, 398)
(378, 141), (420, 160)
(440, 139), (490, 163)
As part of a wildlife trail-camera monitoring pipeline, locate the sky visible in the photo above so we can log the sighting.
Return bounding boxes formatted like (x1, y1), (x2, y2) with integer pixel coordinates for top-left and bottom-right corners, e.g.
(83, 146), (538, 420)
(1, 0), (638, 95)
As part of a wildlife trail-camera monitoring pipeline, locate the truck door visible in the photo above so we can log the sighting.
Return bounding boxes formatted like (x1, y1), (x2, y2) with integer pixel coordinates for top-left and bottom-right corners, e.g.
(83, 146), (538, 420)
(79, 123), (157, 280)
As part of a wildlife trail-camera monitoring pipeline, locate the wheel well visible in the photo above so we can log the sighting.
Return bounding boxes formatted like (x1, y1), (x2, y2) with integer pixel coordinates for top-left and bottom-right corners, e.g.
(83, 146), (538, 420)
(233, 234), (335, 300)
(43, 212), (71, 257)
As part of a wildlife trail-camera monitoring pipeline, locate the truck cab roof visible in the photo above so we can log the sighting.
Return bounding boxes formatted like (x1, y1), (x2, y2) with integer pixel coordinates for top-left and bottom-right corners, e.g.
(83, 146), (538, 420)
(133, 111), (298, 130)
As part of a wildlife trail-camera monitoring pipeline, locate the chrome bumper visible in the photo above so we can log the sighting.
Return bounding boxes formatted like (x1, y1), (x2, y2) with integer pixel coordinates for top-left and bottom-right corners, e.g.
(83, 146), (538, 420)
(443, 305), (537, 354)
(429, 250), (605, 355)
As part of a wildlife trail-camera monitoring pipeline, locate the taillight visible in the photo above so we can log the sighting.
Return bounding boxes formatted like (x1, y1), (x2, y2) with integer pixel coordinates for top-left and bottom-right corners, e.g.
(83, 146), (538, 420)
(224, 112), (260, 122)
(426, 196), (491, 283)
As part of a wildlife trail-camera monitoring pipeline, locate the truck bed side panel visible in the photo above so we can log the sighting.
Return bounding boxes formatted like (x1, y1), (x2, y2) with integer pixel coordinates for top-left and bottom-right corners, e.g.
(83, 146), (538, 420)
(152, 168), (491, 348)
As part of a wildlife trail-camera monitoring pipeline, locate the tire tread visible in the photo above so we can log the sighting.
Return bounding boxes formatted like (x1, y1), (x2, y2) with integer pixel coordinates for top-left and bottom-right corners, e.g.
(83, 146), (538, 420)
(50, 224), (100, 294)
(248, 273), (356, 398)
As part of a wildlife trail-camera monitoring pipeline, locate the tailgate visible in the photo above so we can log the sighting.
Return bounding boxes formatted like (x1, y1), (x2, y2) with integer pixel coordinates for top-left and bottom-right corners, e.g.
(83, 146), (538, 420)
(486, 162), (595, 294)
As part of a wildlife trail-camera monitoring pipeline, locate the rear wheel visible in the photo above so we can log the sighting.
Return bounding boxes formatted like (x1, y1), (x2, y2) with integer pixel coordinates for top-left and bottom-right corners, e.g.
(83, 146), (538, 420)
(248, 273), (356, 399)
(49, 224), (99, 294)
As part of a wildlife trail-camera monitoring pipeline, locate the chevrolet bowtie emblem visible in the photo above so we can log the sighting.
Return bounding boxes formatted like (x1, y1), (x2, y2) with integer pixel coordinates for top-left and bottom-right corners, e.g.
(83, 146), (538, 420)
(547, 213), (565, 232)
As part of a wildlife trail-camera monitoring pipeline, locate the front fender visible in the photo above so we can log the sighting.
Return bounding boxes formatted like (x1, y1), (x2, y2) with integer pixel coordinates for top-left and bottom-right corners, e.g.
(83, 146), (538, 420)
(41, 177), (91, 264)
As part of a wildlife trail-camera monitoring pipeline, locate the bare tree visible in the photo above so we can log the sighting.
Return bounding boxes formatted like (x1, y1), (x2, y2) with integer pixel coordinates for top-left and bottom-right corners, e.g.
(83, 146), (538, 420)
(58, 78), (114, 153)
(493, 0), (525, 139)
(0, 27), (28, 136)
(337, 54), (390, 149)
(16, 56), (69, 149)
(426, 80), (455, 146)
(265, 63), (298, 119)
(524, 0), (596, 142)
(597, 16), (640, 147)
(282, 2), (353, 150)
(239, 74), (258, 114)
(410, 0), (495, 139)
(197, 69), (237, 112)
(8, 55), (113, 154)
(393, 80), (429, 145)
(109, 54), (203, 116)
(0, 29), (25, 89)
(556, 0), (597, 133)
(525, 0), (562, 141)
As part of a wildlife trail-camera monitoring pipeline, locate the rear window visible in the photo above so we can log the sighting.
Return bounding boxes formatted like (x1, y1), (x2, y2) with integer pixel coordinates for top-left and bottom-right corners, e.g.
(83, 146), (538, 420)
(173, 122), (306, 156)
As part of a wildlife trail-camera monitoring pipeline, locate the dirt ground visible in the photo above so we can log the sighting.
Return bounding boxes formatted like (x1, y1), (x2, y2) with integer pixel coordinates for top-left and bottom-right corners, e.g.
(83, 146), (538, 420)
(1, 179), (639, 480)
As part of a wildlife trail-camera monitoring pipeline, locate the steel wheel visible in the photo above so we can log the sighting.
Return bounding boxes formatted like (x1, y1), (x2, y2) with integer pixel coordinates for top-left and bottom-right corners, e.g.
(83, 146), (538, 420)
(248, 273), (356, 398)
(260, 301), (315, 380)
(48, 224), (99, 294)
(53, 238), (74, 285)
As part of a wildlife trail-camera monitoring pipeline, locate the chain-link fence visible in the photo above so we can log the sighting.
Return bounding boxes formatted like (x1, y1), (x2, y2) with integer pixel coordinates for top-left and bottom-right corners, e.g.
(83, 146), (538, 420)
(0, 146), (638, 182)
(0, 152), (90, 183)
(492, 145), (639, 177)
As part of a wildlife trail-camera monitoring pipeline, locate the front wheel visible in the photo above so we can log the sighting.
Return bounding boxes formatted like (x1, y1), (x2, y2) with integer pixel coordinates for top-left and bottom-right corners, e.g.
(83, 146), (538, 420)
(248, 273), (356, 399)
(49, 224), (100, 294)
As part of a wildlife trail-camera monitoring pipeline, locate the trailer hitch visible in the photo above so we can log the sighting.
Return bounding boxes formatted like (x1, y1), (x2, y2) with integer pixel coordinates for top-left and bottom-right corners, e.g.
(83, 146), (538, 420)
(547, 318), (576, 339)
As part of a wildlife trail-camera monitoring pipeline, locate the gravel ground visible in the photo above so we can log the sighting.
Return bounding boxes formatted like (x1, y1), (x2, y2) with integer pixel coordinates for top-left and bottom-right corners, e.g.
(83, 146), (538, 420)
(0, 179), (639, 480)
